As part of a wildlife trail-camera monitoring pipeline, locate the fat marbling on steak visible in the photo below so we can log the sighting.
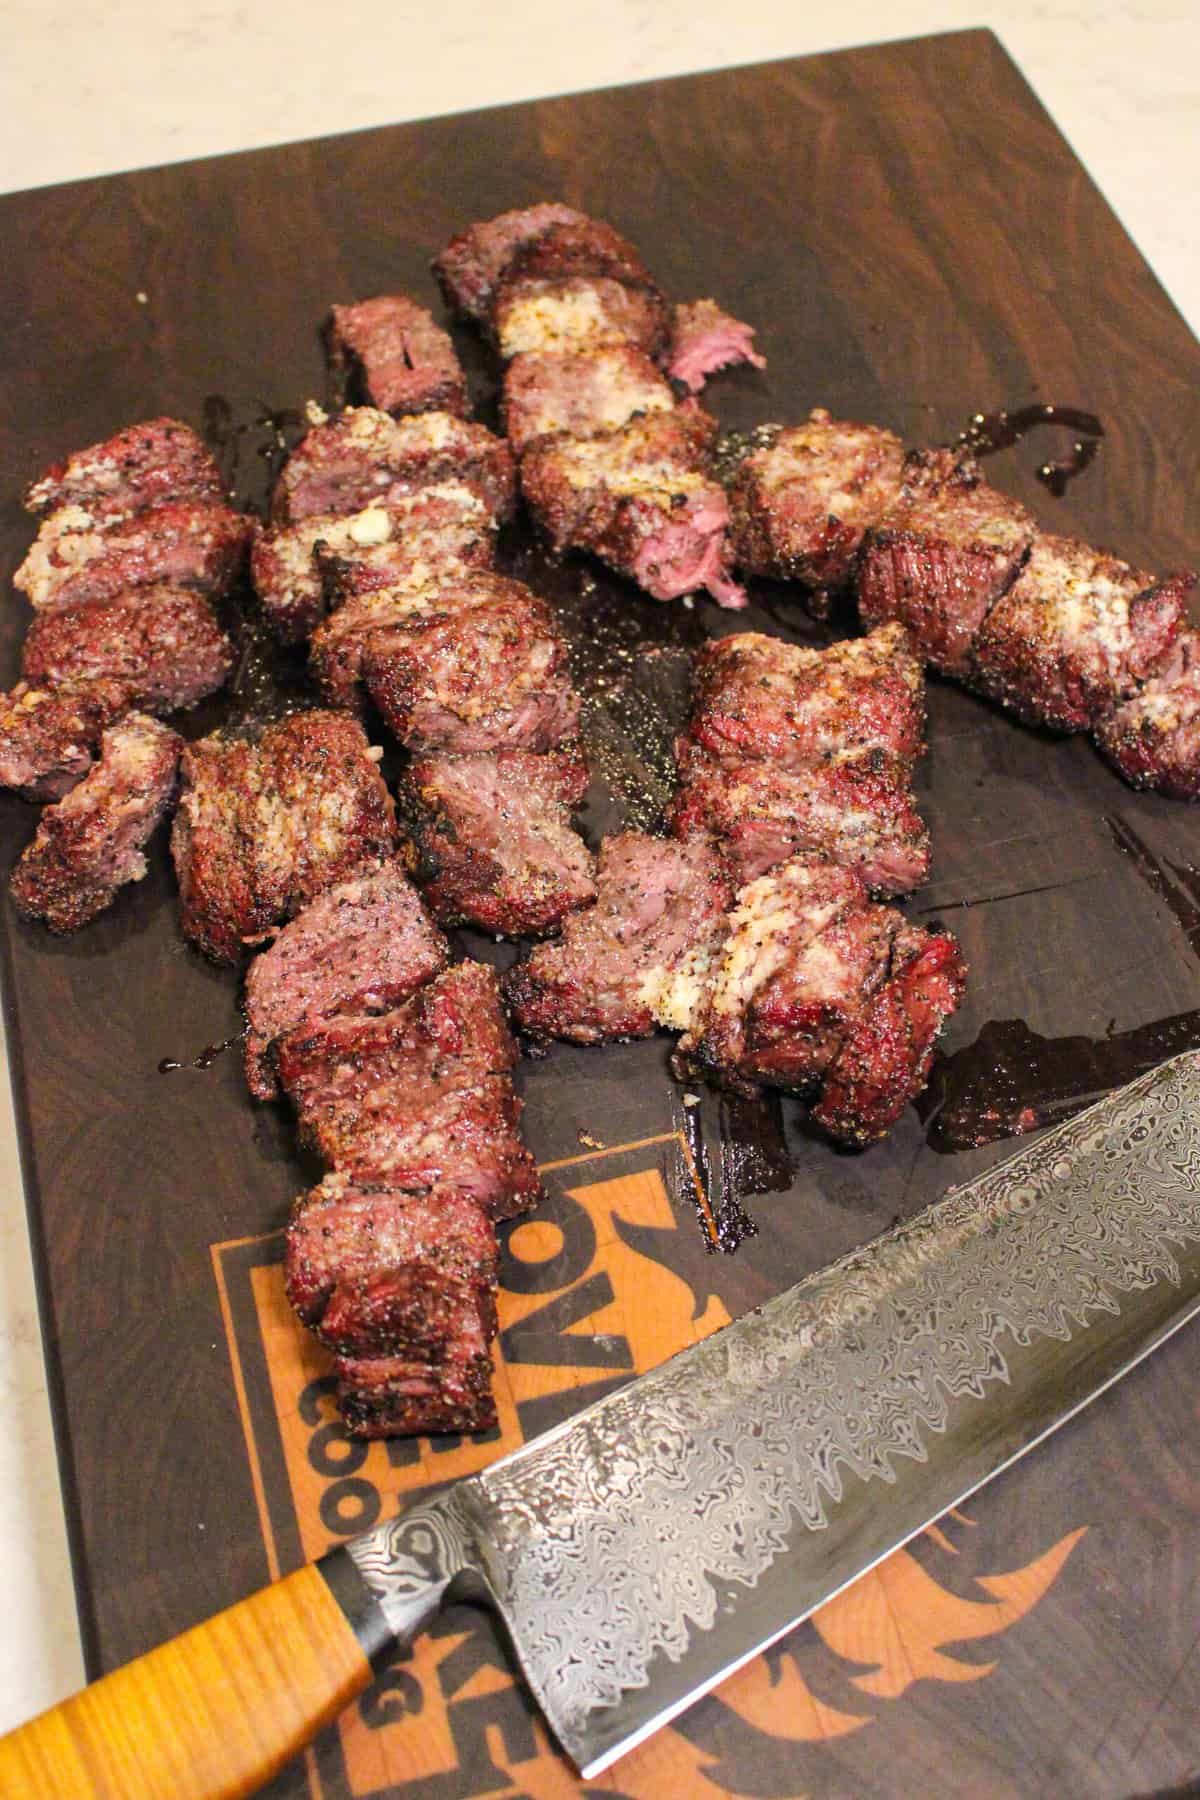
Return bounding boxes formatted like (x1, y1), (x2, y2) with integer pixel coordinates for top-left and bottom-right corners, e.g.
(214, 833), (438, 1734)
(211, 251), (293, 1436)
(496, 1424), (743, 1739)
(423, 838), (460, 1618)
(171, 709), (396, 962)
(22, 585), (233, 714)
(10, 712), (181, 933)
(327, 294), (468, 418)
(242, 860), (449, 1099)
(405, 746), (596, 937)
(504, 831), (734, 1043)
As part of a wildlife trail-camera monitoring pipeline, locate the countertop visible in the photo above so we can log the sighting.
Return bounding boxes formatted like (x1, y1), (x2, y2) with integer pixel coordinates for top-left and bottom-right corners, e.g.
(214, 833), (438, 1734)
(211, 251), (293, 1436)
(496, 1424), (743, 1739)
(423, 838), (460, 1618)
(1, 0), (1197, 1742)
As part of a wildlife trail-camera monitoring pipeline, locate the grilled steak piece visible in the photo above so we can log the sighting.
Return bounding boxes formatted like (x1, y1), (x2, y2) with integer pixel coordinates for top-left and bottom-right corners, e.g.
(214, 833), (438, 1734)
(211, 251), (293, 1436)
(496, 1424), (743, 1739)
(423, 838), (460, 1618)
(811, 924), (967, 1147)
(857, 448), (1036, 675)
(286, 1176), (498, 1346)
(327, 295), (468, 417)
(363, 573), (581, 754)
(434, 202), (587, 322)
(970, 535), (1189, 732)
(310, 583), (440, 712)
(1095, 630), (1200, 798)
(669, 748), (930, 893)
(10, 712), (181, 933)
(171, 710), (396, 962)
(14, 501), (251, 612)
(272, 408), (515, 526)
(22, 585), (233, 714)
(502, 346), (675, 454)
(500, 217), (657, 294)
(667, 299), (767, 394)
(287, 1175), (500, 1437)
(675, 861), (899, 1095)
(242, 860), (449, 1098)
(278, 965), (540, 1222)
(252, 487), (494, 643)
(0, 679), (130, 800)
(504, 831), (734, 1043)
(728, 410), (904, 593)
(406, 746), (595, 937)
(686, 624), (926, 770)
(24, 417), (224, 517)
(494, 274), (670, 365)
(521, 405), (745, 607)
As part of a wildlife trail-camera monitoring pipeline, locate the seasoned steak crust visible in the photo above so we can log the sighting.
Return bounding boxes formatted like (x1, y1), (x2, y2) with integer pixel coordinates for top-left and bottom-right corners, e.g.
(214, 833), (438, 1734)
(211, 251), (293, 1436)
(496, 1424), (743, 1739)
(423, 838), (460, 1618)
(502, 346), (674, 455)
(272, 408), (516, 527)
(434, 202), (587, 322)
(504, 831), (735, 1043)
(10, 712), (181, 933)
(362, 573), (581, 755)
(14, 500), (251, 612)
(728, 409), (905, 592)
(1095, 628), (1200, 798)
(327, 294), (468, 418)
(686, 625), (926, 771)
(0, 679), (131, 801)
(22, 585), (233, 714)
(494, 275), (671, 362)
(406, 746), (596, 937)
(520, 404), (745, 607)
(171, 710), (397, 962)
(970, 534), (1188, 733)
(24, 417), (224, 517)
(857, 447), (1036, 675)
(242, 860), (449, 1099)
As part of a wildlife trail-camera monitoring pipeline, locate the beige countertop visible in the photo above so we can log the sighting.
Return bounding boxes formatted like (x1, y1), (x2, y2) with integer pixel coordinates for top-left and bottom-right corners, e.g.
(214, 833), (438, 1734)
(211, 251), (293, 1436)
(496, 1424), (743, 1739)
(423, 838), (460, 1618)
(1, 0), (1196, 1741)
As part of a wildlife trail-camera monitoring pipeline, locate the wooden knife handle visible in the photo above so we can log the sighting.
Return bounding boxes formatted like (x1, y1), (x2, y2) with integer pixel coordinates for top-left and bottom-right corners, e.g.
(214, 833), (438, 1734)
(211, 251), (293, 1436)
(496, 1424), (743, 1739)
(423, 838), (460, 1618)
(0, 1553), (393, 1799)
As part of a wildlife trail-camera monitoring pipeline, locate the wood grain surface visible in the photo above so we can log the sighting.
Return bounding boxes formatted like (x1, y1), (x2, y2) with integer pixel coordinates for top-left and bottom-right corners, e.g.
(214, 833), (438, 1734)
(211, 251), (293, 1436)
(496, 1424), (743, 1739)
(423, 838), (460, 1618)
(1, 27), (1198, 1799)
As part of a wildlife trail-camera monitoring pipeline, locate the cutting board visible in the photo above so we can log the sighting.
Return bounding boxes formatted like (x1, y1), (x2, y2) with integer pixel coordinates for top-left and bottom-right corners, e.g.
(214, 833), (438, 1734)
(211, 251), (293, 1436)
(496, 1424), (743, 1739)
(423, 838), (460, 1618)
(2, 28), (1199, 1797)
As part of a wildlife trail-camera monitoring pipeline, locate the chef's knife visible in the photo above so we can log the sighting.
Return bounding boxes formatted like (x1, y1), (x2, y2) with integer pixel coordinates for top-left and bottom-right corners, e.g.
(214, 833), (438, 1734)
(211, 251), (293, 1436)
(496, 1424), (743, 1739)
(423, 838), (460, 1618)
(4, 1049), (1200, 1799)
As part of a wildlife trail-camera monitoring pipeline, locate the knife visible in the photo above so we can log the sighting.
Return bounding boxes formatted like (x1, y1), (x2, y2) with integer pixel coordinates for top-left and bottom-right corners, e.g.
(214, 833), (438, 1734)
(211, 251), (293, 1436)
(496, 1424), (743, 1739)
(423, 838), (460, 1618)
(4, 1048), (1200, 1798)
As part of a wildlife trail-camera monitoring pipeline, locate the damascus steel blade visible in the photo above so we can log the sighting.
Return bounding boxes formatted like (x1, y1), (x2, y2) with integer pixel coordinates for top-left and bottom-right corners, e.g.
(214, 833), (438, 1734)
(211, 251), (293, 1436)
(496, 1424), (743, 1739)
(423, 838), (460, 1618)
(348, 1050), (1200, 1777)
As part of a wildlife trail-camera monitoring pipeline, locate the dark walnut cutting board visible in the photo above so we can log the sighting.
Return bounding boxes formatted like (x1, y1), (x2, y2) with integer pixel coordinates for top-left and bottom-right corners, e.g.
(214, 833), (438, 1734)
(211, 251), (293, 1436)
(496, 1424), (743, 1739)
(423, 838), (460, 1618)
(2, 28), (1199, 1798)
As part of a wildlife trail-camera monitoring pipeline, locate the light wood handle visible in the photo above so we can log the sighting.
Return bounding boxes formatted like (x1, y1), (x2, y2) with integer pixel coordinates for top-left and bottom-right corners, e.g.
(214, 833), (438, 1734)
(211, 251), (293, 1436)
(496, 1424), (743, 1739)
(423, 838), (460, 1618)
(0, 1561), (376, 1799)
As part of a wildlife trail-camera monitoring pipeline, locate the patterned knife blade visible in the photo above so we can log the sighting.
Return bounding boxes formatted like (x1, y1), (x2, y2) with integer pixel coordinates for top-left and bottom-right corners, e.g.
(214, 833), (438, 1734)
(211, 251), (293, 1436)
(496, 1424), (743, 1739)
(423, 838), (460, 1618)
(346, 1050), (1200, 1777)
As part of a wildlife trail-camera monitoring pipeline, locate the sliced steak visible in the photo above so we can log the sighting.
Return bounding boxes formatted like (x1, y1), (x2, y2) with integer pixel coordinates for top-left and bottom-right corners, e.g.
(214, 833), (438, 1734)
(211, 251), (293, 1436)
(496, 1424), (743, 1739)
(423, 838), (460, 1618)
(434, 202), (587, 322)
(24, 417), (224, 517)
(406, 746), (595, 937)
(669, 748), (931, 893)
(242, 860), (449, 1099)
(811, 925), (968, 1147)
(14, 501), (251, 611)
(363, 573), (581, 754)
(327, 295), (468, 417)
(22, 585), (233, 713)
(674, 860), (897, 1094)
(273, 408), (515, 526)
(171, 710), (396, 962)
(504, 831), (734, 1043)
(1095, 630), (1200, 798)
(334, 1341), (498, 1438)
(520, 405), (745, 607)
(502, 346), (674, 454)
(666, 299), (767, 394)
(685, 624), (926, 770)
(970, 535), (1190, 732)
(10, 712), (181, 933)
(494, 275), (670, 362)
(0, 679), (131, 801)
(310, 583), (441, 712)
(728, 410), (904, 592)
(857, 448), (1036, 675)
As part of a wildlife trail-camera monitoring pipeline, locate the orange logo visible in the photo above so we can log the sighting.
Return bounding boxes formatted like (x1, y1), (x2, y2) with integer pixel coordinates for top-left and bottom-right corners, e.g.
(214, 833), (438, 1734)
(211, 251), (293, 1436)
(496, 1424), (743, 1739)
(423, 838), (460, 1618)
(212, 1133), (1085, 1799)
